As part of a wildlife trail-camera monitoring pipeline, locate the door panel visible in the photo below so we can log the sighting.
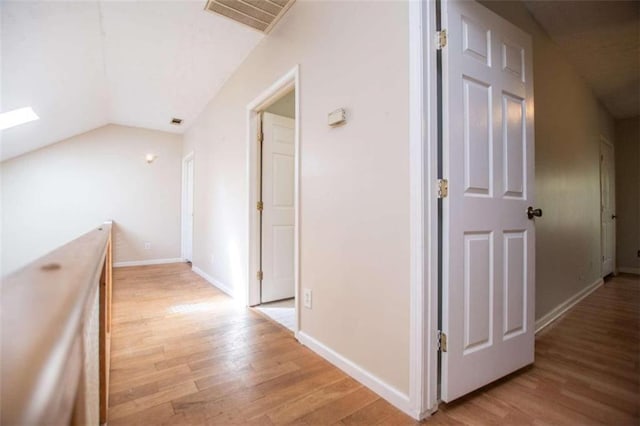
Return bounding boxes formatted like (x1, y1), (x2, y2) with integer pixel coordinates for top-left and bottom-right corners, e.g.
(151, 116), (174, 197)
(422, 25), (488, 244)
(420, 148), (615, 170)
(463, 232), (493, 353)
(272, 153), (294, 206)
(463, 78), (492, 196)
(261, 112), (295, 303)
(503, 94), (525, 198)
(442, 0), (535, 402)
(503, 231), (526, 339)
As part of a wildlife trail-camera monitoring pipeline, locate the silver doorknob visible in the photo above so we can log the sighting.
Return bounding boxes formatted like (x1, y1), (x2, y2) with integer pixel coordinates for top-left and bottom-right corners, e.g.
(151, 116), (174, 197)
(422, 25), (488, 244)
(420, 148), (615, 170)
(527, 206), (543, 220)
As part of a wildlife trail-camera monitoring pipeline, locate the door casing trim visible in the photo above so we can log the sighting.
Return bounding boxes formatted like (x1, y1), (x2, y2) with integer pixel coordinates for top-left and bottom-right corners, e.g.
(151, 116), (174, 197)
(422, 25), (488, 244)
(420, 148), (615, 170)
(409, 0), (439, 417)
(181, 151), (195, 262)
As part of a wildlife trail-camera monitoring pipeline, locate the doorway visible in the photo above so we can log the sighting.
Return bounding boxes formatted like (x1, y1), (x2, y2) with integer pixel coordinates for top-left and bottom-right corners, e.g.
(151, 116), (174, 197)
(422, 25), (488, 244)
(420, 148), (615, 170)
(246, 67), (300, 334)
(182, 152), (194, 263)
(256, 93), (296, 330)
(600, 136), (616, 277)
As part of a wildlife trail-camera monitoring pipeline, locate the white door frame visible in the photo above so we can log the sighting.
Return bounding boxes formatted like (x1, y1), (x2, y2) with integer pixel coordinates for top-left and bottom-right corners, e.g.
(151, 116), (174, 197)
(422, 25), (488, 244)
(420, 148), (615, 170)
(181, 151), (195, 262)
(246, 66), (300, 336)
(409, 0), (439, 419)
(600, 135), (616, 276)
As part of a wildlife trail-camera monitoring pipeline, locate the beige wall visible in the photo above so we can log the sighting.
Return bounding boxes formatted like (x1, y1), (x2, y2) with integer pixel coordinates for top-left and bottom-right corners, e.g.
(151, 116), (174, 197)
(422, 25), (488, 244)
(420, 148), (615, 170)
(183, 0), (410, 393)
(615, 117), (640, 272)
(1, 124), (183, 275)
(480, 1), (616, 318)
(265, 90), (295, 118)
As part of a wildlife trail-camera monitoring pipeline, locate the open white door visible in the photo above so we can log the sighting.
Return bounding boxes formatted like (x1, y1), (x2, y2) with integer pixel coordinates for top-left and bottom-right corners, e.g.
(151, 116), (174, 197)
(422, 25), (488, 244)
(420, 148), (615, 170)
(600, 138), (616, 276)
(261, 112), (295, 303)
(183, 155), (194, 262)
(441, 0), (536, 402)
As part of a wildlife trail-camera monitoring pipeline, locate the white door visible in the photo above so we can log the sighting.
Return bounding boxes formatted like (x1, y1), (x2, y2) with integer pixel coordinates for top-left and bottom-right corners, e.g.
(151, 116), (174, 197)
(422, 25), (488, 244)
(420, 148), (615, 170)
(183, 156), (194, 262)
(600, 138), (616, 276)
(441, 0), (536, 402)
(261, 112), (295, 303)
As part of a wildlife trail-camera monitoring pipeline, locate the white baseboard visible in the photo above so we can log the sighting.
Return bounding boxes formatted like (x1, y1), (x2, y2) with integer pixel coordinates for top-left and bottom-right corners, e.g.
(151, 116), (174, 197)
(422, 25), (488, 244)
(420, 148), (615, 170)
(535, 277), (604, 334)
(618, 267), (640, 275)
(114, 258), (184, 267)
(191, 266), (235, 298)
(297, 331), (417, 419)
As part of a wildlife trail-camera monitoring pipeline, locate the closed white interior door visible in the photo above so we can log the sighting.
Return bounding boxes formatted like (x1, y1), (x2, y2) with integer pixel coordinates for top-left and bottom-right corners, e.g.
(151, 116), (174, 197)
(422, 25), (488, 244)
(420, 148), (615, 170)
(261, 112), (295, 303)
(441, 0), (536, 402)
(183, 157), (194, 262)
(600, 138), (616, 276)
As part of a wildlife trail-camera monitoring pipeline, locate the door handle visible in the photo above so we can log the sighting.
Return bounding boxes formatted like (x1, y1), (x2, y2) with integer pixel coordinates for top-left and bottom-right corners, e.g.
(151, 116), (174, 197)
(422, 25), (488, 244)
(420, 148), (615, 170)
(612, 214), (616, 219)
(527, 206), (542, 220)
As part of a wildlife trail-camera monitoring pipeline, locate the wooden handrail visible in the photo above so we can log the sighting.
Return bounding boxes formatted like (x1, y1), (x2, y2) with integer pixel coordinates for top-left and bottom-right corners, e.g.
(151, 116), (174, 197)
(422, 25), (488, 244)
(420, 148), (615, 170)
(1, 221), (113, 425)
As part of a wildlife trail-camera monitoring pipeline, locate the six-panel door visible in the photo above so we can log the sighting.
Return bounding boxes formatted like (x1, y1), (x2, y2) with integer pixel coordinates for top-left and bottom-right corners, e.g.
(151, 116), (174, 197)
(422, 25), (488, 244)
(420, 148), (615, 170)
(261, 112), (295, 303)
(442, 0), (536, 402)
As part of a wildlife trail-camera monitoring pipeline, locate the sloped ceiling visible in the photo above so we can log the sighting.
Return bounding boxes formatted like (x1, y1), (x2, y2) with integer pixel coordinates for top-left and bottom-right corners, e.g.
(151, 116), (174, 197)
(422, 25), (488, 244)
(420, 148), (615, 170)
(0, 0), (264, 161)
(524, 0), (640, 119)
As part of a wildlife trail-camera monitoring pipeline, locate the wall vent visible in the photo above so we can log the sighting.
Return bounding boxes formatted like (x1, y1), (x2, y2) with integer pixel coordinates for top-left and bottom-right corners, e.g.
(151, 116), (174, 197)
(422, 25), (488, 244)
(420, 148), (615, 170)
(204, 0), (296, 33)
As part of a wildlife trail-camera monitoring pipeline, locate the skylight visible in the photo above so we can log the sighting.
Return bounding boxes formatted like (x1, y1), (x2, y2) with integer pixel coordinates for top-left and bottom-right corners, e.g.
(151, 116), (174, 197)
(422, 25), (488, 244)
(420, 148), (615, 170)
(0, 107), (39, 131)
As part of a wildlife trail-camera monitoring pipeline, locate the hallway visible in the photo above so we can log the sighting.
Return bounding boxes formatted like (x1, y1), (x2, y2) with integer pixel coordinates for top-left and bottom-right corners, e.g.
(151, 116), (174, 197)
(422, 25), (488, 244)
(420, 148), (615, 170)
(108, 264), (639, 425)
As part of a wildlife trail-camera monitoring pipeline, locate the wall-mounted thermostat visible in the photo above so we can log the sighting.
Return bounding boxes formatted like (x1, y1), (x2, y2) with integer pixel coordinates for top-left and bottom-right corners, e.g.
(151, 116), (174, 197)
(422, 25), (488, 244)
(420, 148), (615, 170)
(328, 108), (346, 127)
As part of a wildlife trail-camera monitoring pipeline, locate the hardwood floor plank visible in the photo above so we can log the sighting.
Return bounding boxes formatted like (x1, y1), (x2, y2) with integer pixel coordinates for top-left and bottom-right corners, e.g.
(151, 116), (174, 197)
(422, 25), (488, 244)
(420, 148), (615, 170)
(339, 398), (408, 426)
(109, 381), (198, 420)
(293, 386), (379, 425)
(110, 364), (192, 392)
(265, 377), (362, 424)
(242, 366), (346, 421)
(108, 402), (176, 426)
(109, 264), (639, 425)
(110, 381), (160, 407)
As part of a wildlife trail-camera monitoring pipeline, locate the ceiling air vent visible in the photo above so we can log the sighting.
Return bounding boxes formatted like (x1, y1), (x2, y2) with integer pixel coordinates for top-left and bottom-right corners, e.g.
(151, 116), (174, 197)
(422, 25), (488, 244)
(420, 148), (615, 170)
(204, 0), (295, 33)
(170, 118), (183, 125)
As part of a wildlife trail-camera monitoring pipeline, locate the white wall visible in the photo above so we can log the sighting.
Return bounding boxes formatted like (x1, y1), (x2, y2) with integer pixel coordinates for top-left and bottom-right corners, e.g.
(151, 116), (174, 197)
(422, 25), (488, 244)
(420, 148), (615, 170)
(1, 124), (183, 275)
(480, 1), (616, 318)
(615, 117), (640, 273)
(183, 0), (411, 394)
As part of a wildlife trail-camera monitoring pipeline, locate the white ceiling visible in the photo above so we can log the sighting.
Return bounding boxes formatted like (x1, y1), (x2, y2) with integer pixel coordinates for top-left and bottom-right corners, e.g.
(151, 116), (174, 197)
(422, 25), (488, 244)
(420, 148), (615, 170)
(525, 0), (640, 119)
(3, 1), (636, 162)
(0, 0), (263, 161)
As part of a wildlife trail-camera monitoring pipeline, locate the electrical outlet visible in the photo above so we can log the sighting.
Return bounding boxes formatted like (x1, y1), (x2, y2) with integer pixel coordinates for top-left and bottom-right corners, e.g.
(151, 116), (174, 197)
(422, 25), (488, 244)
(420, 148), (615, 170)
(303, 288), (312, 309)
(144, 242), (151, 250)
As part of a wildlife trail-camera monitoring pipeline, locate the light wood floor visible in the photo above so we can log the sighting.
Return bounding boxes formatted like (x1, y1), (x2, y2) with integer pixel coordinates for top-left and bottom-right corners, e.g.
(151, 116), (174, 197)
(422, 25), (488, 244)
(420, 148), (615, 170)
(109, 264), (639, 425)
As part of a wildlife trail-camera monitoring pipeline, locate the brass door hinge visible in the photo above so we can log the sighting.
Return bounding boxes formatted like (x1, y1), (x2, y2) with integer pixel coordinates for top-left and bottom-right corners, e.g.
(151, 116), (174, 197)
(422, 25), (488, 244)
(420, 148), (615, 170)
(257, 270), (263, 281)
(257, 201), (264, 211)
(438, 330), (448, 352)
(436, 30), (447, 49)
(437, 179), (449, 198)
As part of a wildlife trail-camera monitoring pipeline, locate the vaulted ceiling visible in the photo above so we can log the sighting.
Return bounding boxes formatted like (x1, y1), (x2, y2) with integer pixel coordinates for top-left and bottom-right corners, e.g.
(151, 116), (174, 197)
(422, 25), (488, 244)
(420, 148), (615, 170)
(2, 1), (638, 162)
(1, 0), (264, 161)
(525, 0), (640, 119)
